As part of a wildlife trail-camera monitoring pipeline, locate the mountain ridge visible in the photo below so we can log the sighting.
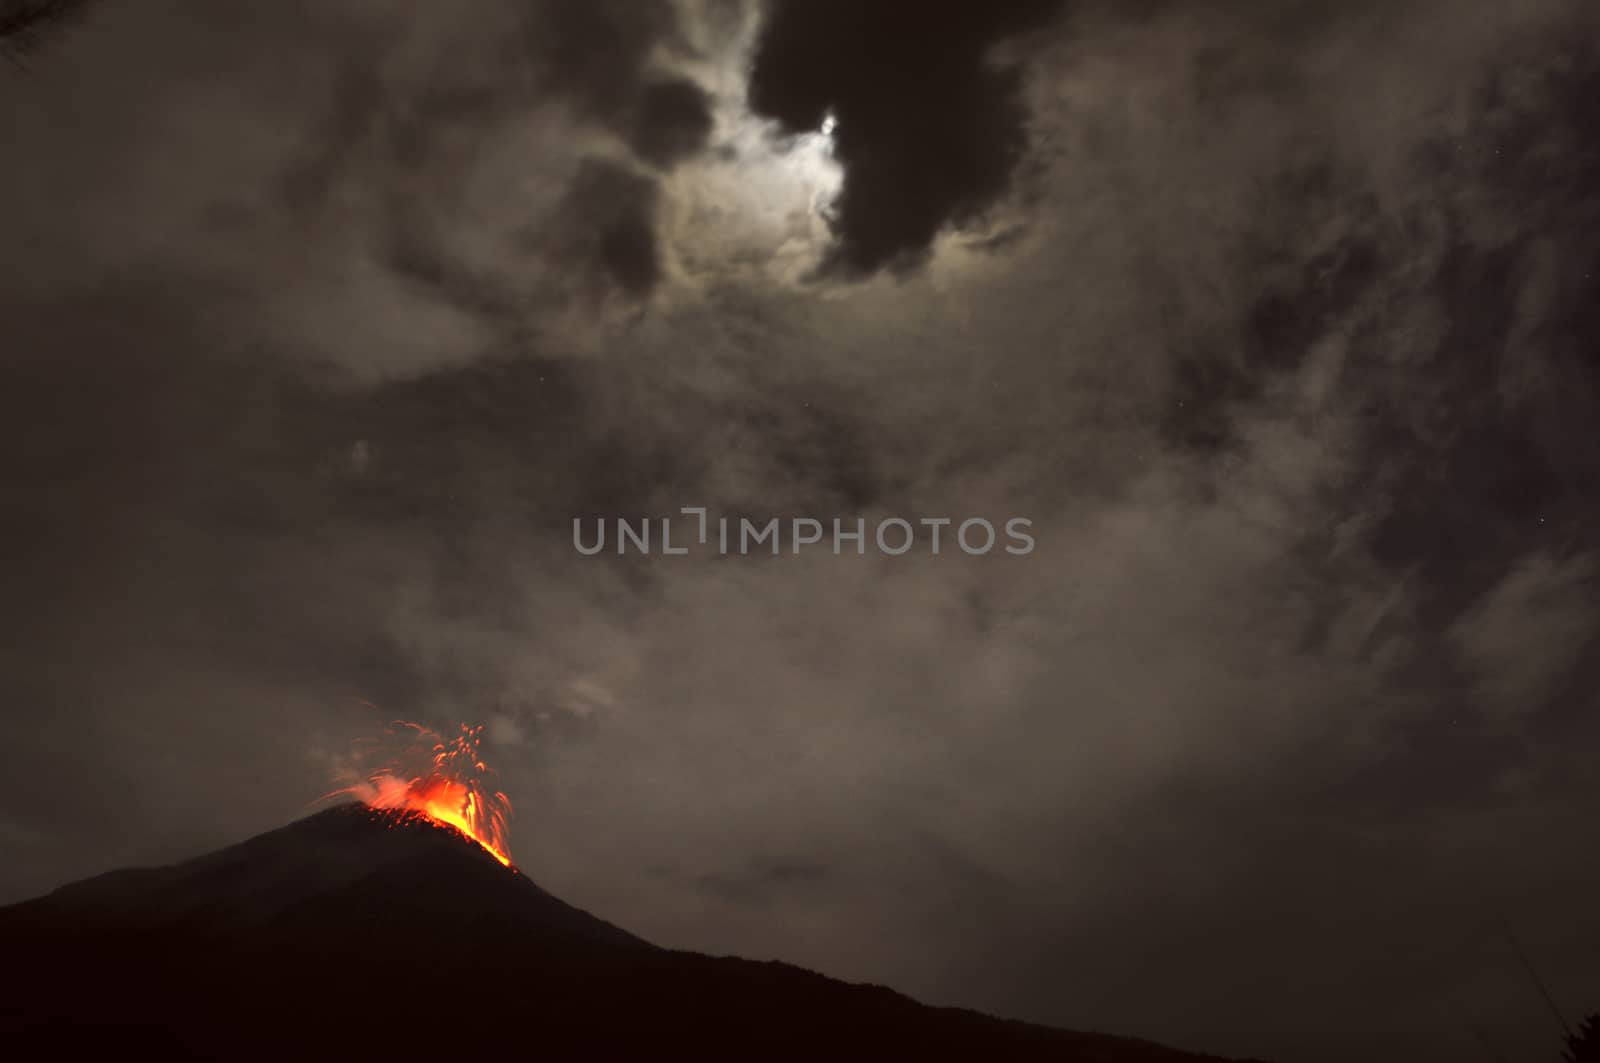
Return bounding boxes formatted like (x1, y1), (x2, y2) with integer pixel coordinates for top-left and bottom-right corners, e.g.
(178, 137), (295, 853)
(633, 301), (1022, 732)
(0, 804), (1264, 1062)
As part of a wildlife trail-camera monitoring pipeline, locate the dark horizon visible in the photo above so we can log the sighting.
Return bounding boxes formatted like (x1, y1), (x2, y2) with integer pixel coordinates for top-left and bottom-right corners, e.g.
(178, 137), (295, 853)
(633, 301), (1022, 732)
(3, 2), (1599, 1061)
(0, 802), (1262, 1060)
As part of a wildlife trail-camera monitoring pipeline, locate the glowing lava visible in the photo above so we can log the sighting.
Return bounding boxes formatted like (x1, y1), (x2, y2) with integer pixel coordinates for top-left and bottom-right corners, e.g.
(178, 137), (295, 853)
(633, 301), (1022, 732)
(327, 721), (515, 868)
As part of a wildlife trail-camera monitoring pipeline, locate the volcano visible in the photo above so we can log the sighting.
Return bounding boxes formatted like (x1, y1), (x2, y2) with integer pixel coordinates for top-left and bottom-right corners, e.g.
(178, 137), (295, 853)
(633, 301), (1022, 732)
(0, 805), (1252, 1060)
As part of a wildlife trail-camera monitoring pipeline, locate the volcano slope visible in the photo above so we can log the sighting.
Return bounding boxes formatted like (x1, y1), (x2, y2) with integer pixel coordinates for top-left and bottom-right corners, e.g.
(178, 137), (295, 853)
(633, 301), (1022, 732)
(0, 804), (1255, 1061)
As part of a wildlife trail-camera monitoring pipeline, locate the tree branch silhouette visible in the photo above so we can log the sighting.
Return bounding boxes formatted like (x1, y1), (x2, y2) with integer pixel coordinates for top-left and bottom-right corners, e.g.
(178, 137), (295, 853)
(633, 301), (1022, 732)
(0, 0), (96, 62)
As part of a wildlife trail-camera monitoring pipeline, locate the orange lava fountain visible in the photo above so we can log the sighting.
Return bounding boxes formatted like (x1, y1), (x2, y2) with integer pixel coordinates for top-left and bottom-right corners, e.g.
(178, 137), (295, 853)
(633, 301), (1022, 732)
(327, 721), (514, 868)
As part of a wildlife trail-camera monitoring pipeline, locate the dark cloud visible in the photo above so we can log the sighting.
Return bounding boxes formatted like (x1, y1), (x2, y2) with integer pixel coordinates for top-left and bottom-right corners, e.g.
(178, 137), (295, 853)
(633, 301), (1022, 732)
(521, 1), (714, 169)
(265, 0), (711, 311)
(1161, 160), (1383, 454)
(748, 0), (1066, 275)
(279, 0), (712, 180)
(1164, 25), (1600, 628)
(526, 0), (687, 125)
(566, 159), (664, 297)
(630, 78), (717, 168)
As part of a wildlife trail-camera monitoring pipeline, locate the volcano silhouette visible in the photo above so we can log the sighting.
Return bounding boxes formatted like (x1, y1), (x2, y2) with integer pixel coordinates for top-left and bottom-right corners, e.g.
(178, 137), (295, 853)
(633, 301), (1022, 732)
(0, 804), (1252, 1060)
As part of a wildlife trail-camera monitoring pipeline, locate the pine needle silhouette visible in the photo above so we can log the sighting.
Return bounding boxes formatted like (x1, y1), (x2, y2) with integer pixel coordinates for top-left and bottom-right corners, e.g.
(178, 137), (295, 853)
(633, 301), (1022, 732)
(1567, 1014), (1600, 1063)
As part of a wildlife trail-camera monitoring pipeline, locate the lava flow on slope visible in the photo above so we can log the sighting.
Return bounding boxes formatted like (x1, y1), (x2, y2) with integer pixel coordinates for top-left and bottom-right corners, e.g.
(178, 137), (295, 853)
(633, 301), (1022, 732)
(326, 720), (515, 867)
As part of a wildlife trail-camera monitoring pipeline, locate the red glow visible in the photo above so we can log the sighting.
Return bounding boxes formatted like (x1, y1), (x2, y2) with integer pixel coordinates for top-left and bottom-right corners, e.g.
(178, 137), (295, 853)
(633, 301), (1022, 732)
(327, 721), (514, 868)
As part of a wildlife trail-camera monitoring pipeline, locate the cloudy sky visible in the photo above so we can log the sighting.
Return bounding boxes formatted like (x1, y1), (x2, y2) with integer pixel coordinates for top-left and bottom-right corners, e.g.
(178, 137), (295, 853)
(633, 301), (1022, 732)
(3, 1), (1599, 1059)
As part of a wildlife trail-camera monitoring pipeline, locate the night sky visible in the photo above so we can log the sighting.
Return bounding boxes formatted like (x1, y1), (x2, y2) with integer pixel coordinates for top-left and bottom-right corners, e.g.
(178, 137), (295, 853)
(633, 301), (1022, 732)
(4, 2), (1599, 1060)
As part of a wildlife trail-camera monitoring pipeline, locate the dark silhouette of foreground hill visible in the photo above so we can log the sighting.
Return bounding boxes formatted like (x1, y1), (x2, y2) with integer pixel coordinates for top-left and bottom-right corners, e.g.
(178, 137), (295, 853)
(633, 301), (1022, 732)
(1570, 1014), (1600, 1062)
(0, 804), (1255, 1061)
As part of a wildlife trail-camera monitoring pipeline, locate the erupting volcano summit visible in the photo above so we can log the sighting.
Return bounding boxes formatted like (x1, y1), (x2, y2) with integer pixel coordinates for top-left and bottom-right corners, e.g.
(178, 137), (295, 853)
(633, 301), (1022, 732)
(0, 805), (1251, 1061)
